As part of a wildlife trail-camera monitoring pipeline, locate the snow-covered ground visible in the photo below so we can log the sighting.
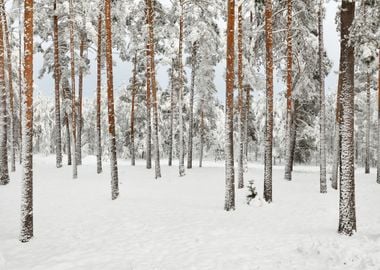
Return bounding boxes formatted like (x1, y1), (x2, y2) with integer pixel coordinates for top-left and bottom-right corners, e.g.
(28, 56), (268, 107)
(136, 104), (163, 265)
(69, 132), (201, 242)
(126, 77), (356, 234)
(1, 156), (380, 270)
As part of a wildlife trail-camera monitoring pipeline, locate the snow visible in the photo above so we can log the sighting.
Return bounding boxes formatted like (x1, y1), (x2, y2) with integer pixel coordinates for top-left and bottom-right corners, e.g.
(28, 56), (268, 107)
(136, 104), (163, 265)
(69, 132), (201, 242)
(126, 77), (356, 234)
(1, 156), (380, 270)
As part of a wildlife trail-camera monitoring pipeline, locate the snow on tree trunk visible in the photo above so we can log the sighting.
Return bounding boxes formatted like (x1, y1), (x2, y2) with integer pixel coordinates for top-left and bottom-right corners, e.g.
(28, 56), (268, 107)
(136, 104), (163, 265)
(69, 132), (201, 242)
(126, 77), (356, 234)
(377, 51), (380, 184)
(147, 0), (161, 179)
(224, 0), (235, 211)
(178, 0), (185, 177)
(331, 122), (340, 190)
(0, 2), (9, 185)
(187, 41), (198, 170)
(237, 3), (244, 189)
(318, 0), (327, 193)
(130, 53), (137, 166)
(365, 72), (371, 174)
(244, 85), (250, 159)
(199, 98), (204, 168)
(77, 35), (85, 166)
(2, 6), (16, 173)
(53, 0), (62, 169)
(96, 12), (102, 174)
(338, 0), (356, 236)
(105, 0), (119, 200)
(145, 7), (152, 170)
(69, 0), (77, 179)
(284, 0), (293, 182)
(65, 115), (72, 166)
(263, 0), (274, 203)
(20, 0), (33, 242)
(18, 0), (22, 166)
(168, 58), (175, 167)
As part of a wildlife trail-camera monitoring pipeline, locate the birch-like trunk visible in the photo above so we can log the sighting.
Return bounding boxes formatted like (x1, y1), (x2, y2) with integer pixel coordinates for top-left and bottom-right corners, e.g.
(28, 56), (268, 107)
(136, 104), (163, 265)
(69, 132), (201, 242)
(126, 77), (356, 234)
(20, 0), (33, 242)
(53, 0), (62, 169)
(318, 0), (327, 193)
(145, 7), (152, 170)
(168, 59), (175, 167)
(2, 6), (16, 172)
(18, 0), (22, 165)
(130, 54), (137, 166)
(105, 0), (119, 200)
(147, 0), (161, 179)
(365, 72), (370, 174)
(65, 115), (72, 166)
(199, 98), (204, 168)
(96, 12), (102, 174)
(224, 0), (235, 211)
(187, 41), (197, 169)
(77, 36), (85, 166)
(237, 4), (244, 189)
(178, 0), (185, 177)
(263, 0), (274, 203)
(338, 0), (356, 236)
(0, 3), (9, 185)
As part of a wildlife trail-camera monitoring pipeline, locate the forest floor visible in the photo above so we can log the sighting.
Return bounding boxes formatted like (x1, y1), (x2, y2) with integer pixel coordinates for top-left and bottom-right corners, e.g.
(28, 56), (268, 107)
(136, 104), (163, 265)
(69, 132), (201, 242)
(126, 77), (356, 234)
(1, 155), (380, 270)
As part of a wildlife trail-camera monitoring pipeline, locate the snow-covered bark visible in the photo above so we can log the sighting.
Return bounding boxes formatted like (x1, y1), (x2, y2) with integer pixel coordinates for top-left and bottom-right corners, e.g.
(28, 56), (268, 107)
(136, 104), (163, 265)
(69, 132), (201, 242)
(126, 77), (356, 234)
(96, 11), (102, 174)
(69, 0), (77, 179)
(199, 98), (204, 168)
(365, 72), (371, 174)
(224, 0), (235, 211)
(168, 59), (174, 167)
(18, 0), (22, 165)
(105, 0), (119, 200)
(331, 122), (339, 190)
(187, 41), (197, 170)
(263, 0), (274, 203)
(145, 14), (152, 170)
(178, 0), (185, 177)
(20, 0), (33, 242)
(2, 6), (16, 173)
(318, 0), (327, 193)
(53, 0), (62, 169)
(130, 54), (137, 166)
(377, 51), (380, 184)
(77, 35), (85, 166)
(237, 3), (244, 189)
(147, 0), (161, 179)
(338, 0), (356, 236)
(0, 2), (9, 185)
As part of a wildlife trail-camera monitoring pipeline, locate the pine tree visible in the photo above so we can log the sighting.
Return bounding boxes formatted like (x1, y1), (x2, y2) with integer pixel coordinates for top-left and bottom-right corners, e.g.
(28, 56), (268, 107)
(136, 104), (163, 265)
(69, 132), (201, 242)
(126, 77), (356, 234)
(338, 0), (356, 236)
(224, 0), (235, 211)
(237, 3), (244, 189)
(105, 0), (119, 200)
(168, 58), (175, 167)
(18, 0), (22, 165)
(263, 0), (274, 203)
(96, 10), (103, 174)
(53, 0), (62, 169)
(145, 4), (152, 170)
(20, 0), (33, 242)
(130, 53), (137, 166)
(365, 71), (371, 174)
(377, 51), (380, 184)
(178, 0), (185, 177)
(0, 0), (9, 185)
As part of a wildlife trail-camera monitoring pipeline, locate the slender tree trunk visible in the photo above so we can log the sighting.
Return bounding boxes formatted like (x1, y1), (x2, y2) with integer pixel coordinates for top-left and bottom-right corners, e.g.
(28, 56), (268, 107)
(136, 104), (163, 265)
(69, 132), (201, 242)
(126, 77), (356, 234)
(0, 2), (9, 185)
(145, 5), (152, 170)
(53, 0), (62, 168)
(338, 0), (356, 236)
(244, 85), (250, 159)
(20, 0), (33, 242)
(147, 0), (161, 179)
(319, 0), (327, 193)
(18, 0), (22, 165)
(365, 72), (370, 174)
(105, 0), (119, 200)
(96, 12), (102, 174)
(263, 0), (274, 203)
(199, 98), (204, 168)
(187, 42), (197, 169)
(77, 36), (85, 166)
(130, 53), (137, 166)
(237, 3), (244, 189)
(178, 0), (185, 177)
(69, 0), (77, 179)
(2, 6), (16, 173)
(168, 58), (175, 166)
(377, 51), (380, 184)
(284, 0), (293, 181)
(224, 0), (235, 211)
(65, 114), (72, 165)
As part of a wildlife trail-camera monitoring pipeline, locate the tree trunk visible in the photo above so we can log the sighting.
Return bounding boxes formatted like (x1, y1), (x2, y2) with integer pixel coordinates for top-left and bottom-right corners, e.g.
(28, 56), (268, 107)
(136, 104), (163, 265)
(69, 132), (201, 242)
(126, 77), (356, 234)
(168, 58), (175, 167)
(2, 5), (16, 173)
(130, 53), (137, 166)
(105, 0), (119, 200)
(18, 0), (22, 165)
(224, 0), (235, 211)
(77, 35), (85, 166)
(338, 0), (356, 236)
(187, 41), (198, 169)
(65, 114), (72, 165)
(377, 51), (380, 184)
(0, 1), (9, 185)
(237, 3), (244, 189)
(365, 72), (370, 174)
(69, 0), (77, 179)
(199, 98), (204, 168)
(96, 12), (102, 174)
(263, 0), (274, 203)
(318, 0), (327, 193)
(147, 0), (161, 179)
(53, 0), (62, 169)
(244, 85), (250, 159)
(20, 0), (33, 242)
(145, 5), (152, 170)
(178, 0), (185, 177)
(284, 0), (293, 181)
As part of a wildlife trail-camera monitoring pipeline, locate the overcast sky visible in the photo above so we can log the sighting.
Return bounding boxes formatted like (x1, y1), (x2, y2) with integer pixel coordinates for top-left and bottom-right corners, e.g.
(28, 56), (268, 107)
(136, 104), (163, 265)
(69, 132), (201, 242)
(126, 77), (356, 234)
(34, 0), (340, 101)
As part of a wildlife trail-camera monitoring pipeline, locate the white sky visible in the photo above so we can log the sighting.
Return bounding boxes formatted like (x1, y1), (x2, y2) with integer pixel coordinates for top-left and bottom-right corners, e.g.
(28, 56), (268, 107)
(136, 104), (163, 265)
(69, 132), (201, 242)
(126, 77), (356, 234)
(34, 0), (340, 101)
